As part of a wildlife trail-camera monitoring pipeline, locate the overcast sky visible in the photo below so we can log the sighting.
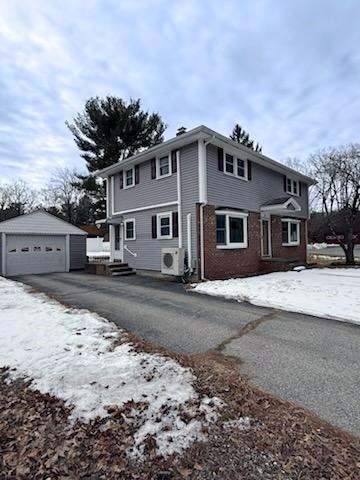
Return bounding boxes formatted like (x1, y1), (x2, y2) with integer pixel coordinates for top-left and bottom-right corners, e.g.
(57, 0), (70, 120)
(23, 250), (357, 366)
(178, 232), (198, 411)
(1, 0), (359, 187)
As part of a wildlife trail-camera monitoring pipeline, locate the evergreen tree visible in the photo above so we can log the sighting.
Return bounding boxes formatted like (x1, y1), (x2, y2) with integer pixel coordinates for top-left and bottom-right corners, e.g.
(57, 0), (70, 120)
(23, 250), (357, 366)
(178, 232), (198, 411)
(230, 124), (262, 152)
(66, 97), (166, 219)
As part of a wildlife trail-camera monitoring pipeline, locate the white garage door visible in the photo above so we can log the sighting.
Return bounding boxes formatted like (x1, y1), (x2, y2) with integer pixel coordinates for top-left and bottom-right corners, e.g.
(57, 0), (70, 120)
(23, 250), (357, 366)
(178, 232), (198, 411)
(6, 235), (66, 276)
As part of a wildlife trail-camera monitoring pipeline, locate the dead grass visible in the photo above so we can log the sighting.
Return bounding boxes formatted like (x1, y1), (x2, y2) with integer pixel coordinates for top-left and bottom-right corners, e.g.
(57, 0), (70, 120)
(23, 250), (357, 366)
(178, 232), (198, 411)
(1, 329), (359, 480)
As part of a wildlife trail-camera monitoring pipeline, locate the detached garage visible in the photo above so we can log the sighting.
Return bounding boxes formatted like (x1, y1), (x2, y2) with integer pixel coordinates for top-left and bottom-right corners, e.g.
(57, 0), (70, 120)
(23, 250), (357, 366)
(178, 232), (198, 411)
(0, 211), (87, 277)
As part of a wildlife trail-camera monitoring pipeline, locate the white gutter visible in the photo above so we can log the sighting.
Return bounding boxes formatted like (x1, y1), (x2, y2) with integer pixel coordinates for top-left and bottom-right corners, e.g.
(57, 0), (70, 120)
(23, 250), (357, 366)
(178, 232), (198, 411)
(176, 150), (183, 249)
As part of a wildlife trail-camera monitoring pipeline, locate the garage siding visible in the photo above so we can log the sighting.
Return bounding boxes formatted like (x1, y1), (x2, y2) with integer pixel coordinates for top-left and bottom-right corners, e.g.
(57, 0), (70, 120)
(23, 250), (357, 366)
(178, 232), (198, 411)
(70, 235), (86, 270)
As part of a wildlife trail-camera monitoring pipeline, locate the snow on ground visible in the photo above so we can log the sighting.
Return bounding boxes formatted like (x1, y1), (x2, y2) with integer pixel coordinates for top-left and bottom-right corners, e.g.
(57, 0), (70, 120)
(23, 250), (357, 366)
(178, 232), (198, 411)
(193, 268), (360, 325)
(308, 243), (338, 250)
(0, 277), (219, 457)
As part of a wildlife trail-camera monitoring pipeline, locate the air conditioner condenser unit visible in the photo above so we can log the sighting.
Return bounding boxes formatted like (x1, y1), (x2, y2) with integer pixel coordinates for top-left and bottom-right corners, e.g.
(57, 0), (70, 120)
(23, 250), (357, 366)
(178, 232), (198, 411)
(161, 247), (185, 276)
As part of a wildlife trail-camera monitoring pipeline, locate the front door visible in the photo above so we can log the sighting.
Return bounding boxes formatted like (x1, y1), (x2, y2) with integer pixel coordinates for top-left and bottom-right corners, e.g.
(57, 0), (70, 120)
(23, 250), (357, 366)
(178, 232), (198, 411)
(261, 219), (271, 257)
(114, 224), (123, 261)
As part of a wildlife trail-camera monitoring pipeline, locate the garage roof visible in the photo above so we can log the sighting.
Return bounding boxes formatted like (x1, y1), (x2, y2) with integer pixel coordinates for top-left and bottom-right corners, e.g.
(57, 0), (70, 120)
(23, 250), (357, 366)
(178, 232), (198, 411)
(0, 211), (87, 235)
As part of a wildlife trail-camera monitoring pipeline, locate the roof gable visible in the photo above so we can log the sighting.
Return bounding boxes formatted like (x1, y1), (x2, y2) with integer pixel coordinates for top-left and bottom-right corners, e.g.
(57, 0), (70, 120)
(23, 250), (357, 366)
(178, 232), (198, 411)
(0, 211), (87, 235)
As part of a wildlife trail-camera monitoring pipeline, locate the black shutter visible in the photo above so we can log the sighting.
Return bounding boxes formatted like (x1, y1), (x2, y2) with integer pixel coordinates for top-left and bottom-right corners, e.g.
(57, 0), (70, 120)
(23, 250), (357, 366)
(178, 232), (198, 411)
(119, 171), (123, 189)
(299, 182), (302, 196)
(283, 175), (287, 192)
(150, 158), (156, 179)
(172, 211), (179, 238)
(151, 215), (157, 238)
(217, 147), (224, 171)
(171, 150), (177, 173)
(247, 160), (252, 180)
(135, 165), (140, 184)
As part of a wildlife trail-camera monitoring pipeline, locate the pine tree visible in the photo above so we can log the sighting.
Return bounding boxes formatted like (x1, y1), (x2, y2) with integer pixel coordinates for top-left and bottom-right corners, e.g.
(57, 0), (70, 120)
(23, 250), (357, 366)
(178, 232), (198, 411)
(66, 97), (167, 220)
(230, 124), (262, 152)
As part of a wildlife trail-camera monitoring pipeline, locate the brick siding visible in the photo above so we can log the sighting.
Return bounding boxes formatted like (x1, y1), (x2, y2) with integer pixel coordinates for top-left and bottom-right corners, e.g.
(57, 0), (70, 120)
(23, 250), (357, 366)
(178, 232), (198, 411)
(197, 204), (307, 280)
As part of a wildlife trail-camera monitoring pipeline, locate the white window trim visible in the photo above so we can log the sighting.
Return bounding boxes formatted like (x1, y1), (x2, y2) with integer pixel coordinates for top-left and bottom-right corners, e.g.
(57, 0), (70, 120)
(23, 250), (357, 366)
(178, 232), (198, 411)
(124, 167), (135, 189)
(157, 211), (173, 239)
(285, 177), (300, 196)
(156, 153), (172, 179)
(124, 218), (136, 240)
(222, 151), (249, 181)
(215, 211), (248, 249)
(282, 218), (300, 246)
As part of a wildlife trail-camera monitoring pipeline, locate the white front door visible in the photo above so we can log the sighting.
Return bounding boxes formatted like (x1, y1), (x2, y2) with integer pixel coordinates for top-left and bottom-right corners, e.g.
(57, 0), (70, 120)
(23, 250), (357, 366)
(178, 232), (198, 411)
(113, 224), (123, 261)
(261, 219), (272, 257)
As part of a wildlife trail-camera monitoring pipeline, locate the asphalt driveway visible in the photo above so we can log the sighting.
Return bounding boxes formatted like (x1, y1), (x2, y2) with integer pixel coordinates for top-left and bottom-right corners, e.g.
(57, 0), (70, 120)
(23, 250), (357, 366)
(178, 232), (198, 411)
(16, 271), (360, 436)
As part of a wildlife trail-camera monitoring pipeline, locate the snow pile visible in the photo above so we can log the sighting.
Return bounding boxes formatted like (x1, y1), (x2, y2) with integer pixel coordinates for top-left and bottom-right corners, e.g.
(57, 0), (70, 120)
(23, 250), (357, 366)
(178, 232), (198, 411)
(193, 269), (360, 325)
(0, 277), (219, 457)
(308, 243), (338, 250)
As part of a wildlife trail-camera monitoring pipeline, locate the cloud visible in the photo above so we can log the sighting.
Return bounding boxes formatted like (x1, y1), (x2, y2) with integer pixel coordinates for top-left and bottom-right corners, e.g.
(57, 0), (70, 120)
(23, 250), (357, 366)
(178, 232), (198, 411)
(0, 0), (359, 187)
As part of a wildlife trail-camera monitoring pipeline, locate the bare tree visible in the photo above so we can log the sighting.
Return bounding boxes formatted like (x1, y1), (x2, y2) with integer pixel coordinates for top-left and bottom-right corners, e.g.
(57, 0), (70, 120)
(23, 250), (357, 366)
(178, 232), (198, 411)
(309, 144), (360, 264)
(43, 168), (84, 224)
(0, 180), (38, 221)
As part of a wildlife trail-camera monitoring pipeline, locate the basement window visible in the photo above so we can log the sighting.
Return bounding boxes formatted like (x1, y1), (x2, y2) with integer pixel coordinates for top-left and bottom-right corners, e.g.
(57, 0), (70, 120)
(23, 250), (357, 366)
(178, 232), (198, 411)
(282, 219), (300, 246)
(215, 211), (248, 249)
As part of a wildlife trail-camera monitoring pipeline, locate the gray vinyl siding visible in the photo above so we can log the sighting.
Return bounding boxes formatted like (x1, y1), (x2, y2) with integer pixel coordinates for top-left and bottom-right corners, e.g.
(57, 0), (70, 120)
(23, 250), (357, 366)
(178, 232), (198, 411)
(178, 142), (199, 271)
(122, 206), (179, 270)
(110, 142), (199, 272)
(70, 235), (86, 270)
(0, 211), (86, 235)
(206, 144), (309, 219)
(112, 157), (178, 214)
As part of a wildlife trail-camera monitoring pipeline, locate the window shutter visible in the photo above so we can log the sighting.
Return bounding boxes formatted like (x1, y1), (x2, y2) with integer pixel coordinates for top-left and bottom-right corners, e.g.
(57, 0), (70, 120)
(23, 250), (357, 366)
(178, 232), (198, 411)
(172, 211), (179, 238)
(171, 150), (177, 173)
(247, 160), (252, 180)
(217, 147), (224, 171)
(119, 171), (124, 189)
(150, 158), (156, 179)
(299, 182), (302, 196)
(135, 165), (140, 184)
(283, 175), (287, 192)
(151, 215), (157, 238)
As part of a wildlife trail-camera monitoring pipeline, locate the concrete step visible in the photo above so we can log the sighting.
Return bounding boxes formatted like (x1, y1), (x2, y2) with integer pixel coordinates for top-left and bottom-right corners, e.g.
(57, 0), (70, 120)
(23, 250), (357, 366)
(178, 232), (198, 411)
(110, 266), (134, 273)
(111, 270), (136, 277)
(108, 262), (129, 269)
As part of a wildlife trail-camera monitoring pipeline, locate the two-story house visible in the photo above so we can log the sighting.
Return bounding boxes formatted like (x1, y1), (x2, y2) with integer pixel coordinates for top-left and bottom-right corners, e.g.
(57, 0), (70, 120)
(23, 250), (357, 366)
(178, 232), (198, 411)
(97, 125), (313, 280)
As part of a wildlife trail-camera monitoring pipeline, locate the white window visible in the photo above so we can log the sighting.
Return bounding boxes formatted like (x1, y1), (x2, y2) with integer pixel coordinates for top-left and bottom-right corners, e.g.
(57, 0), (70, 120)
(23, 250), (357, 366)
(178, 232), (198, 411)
(157, 155), (171, 179)
(125, 167), (134, 188)
(215, 211), (248, 249)
(157, 212), (173, 239)
(282, 219), (300, 246)
(125, 219), (136, 240)
(286, 177), (299, 196)
(223, 151), (248, 180)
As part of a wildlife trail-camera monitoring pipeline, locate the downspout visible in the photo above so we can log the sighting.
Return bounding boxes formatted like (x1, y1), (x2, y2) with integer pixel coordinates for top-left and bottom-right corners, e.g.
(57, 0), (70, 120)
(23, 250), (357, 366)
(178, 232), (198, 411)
(199, 135), (214, 281)
(176, 150), (183, 249)
(187, 213), (192, 274)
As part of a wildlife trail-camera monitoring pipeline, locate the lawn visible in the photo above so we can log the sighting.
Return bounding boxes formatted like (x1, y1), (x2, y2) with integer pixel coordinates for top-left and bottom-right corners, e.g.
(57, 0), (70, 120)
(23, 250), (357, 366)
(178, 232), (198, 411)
(193, 268), (360, 325)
